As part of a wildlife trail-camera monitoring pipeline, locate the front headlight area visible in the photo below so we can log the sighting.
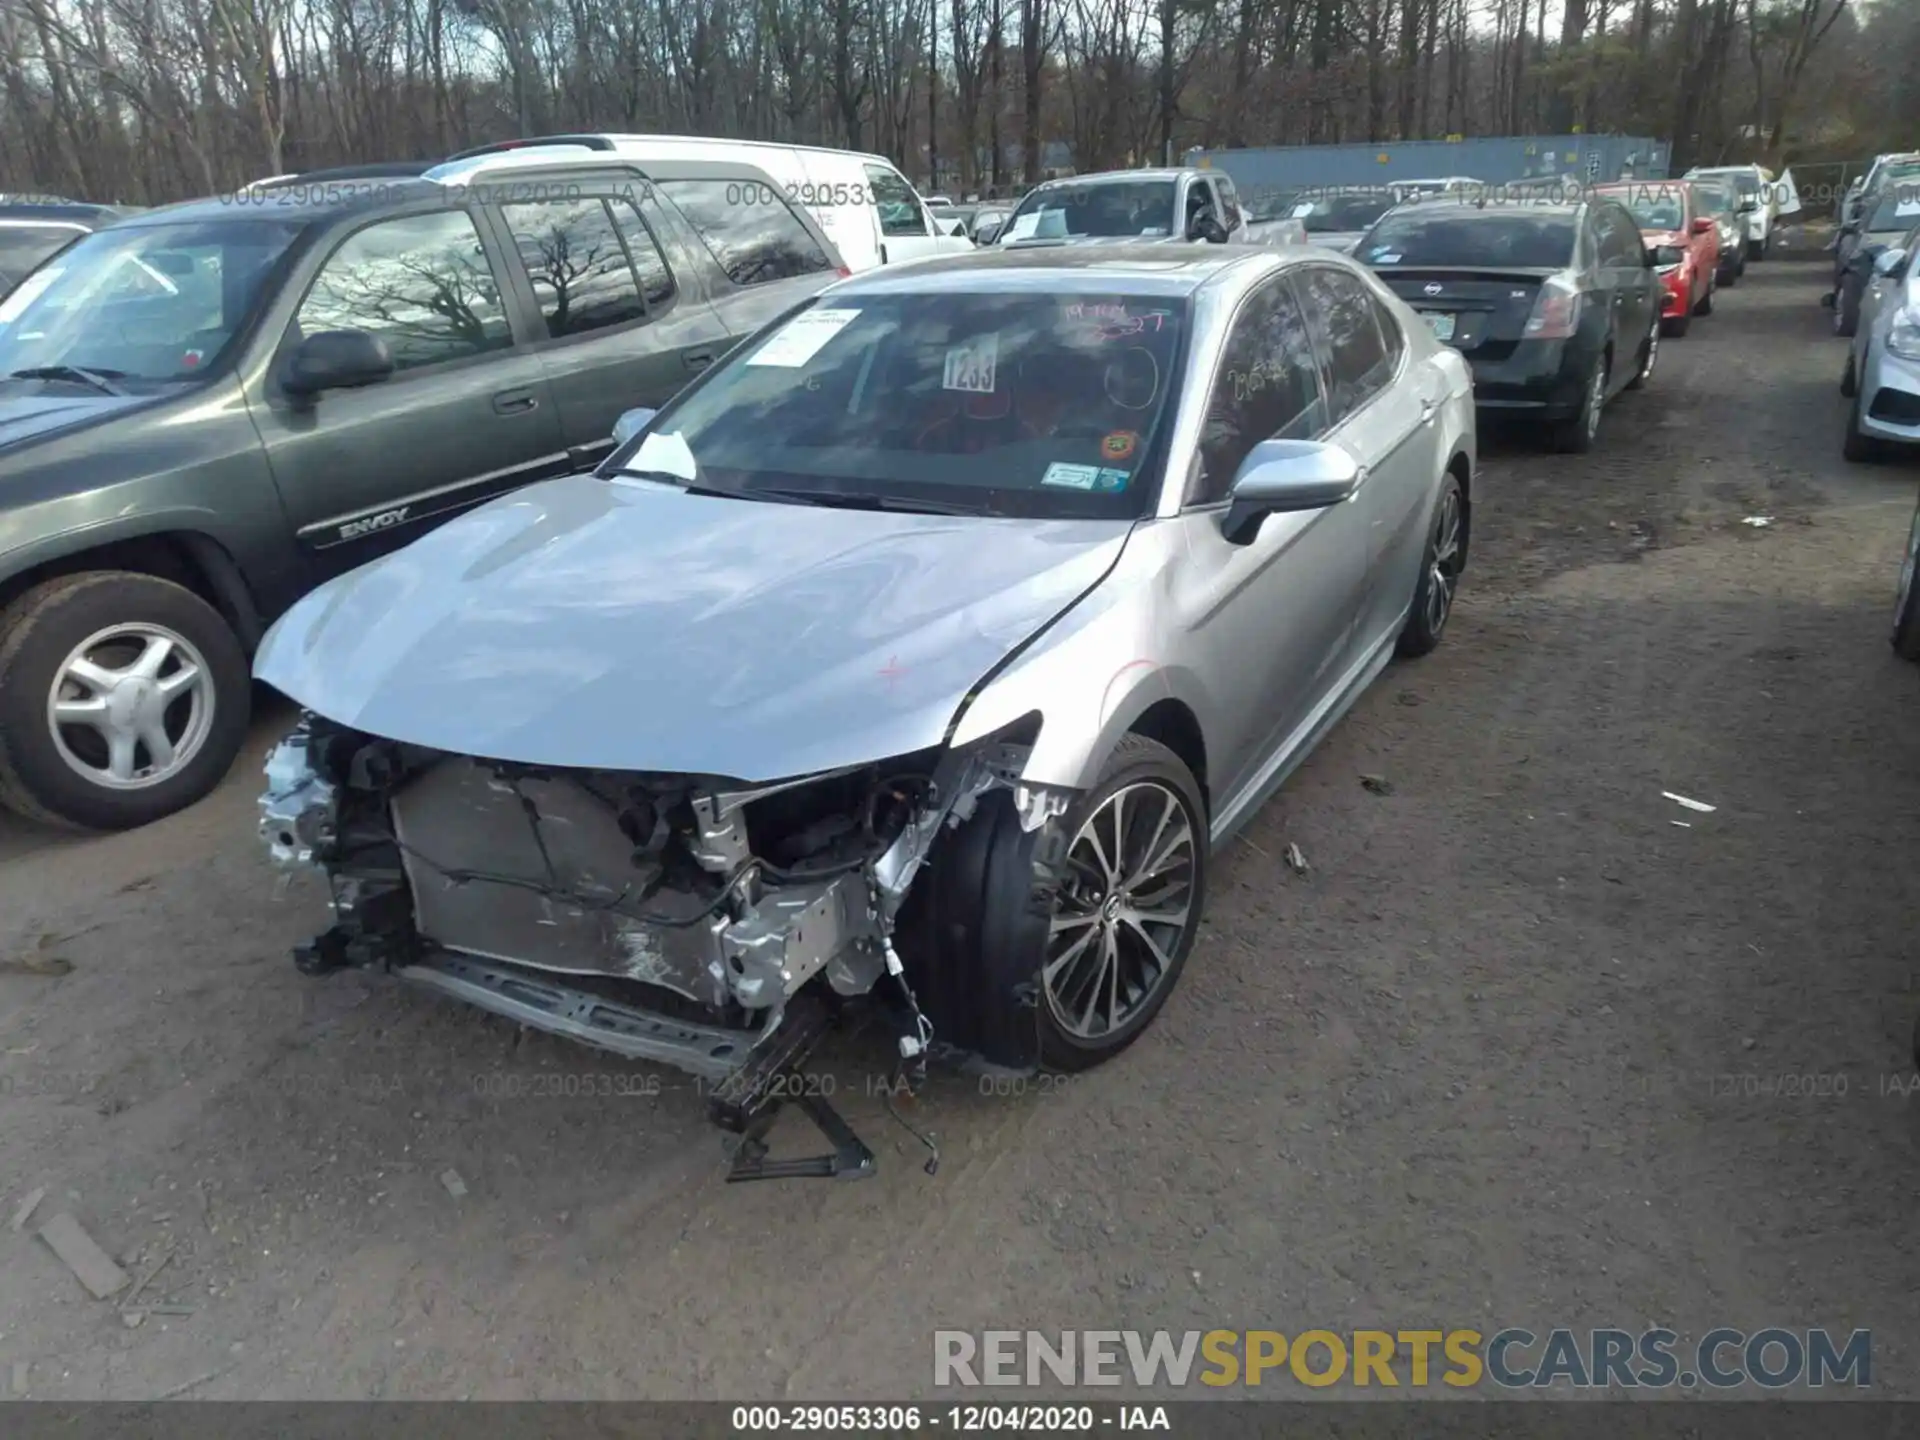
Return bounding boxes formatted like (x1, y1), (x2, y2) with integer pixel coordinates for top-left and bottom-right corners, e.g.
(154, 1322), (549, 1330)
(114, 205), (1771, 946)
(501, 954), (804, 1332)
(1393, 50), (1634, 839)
(1887, 306), (1920, 362)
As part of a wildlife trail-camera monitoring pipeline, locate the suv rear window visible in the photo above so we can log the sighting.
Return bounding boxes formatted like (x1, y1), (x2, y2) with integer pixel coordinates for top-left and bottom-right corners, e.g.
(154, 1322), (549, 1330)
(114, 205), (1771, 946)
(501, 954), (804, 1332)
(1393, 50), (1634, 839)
(653, 179), (835, 287)
(1360, 211), (1577, 269)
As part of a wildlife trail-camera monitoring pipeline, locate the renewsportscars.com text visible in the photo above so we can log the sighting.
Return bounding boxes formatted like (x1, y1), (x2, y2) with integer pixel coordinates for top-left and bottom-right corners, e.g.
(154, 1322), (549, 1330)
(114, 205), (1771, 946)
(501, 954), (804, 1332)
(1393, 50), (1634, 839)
(933, 1328), (1870, 1391)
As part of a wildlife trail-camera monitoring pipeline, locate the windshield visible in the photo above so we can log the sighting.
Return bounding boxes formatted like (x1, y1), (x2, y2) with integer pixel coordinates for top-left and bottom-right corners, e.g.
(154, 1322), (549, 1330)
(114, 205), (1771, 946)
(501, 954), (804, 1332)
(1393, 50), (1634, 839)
(1280, 191), (1398, 233)
(1599, 185), (1686, 233)
(1689, 181), (1735, 218)
(611, 291), (1187, 519)
(0, 225), (83, 293)
(0, 218), (302, 384)
(1359, 211), (1577, 269)
(1868, 184), (1920, 234)
(1001, 181), (1178, 242)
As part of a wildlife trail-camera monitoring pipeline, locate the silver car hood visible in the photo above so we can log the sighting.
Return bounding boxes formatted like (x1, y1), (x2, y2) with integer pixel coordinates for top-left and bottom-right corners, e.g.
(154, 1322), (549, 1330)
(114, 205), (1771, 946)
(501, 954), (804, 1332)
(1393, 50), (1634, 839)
(254, 474), (1132, 780)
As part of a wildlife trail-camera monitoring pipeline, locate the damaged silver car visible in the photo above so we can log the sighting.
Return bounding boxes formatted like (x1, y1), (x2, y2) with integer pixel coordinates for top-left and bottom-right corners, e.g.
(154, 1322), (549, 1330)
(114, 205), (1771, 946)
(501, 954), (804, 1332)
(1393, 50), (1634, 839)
(255, 245), (1476, 1179)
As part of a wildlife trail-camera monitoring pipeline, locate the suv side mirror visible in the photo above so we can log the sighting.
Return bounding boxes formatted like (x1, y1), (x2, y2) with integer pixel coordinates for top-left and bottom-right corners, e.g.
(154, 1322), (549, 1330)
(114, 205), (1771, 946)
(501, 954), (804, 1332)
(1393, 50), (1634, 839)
(1875, 247), (1908, 279)
(1221, 440), (1361, 544)
(283, 329), (393, 398)
(611, 406), (657, 447)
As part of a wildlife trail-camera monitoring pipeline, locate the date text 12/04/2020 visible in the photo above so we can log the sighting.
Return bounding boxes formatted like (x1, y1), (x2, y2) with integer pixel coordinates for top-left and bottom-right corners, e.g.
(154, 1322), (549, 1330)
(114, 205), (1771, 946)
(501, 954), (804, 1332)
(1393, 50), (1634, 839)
(731, 1406), (1170, 1431)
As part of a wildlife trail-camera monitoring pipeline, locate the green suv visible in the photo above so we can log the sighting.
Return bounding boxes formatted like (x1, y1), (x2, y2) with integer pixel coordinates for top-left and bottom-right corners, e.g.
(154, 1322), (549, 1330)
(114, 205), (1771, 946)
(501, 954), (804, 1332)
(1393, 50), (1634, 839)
(0, 155), (845, 830)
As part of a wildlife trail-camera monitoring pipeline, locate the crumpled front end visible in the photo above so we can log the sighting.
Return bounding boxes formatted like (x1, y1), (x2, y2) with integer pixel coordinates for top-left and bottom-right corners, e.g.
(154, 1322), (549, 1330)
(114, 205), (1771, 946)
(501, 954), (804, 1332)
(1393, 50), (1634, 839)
(260, 710), (1076, 1108)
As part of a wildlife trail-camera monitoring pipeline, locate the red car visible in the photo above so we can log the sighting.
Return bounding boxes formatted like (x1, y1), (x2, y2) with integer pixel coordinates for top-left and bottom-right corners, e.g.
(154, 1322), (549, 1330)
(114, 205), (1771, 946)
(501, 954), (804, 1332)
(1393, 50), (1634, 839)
(1592, 181), (1720, 337)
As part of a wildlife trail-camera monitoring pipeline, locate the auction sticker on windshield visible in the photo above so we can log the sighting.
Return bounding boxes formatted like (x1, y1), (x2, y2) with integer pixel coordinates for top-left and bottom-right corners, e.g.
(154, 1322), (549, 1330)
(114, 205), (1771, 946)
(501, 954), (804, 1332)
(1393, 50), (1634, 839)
(746, 308), (861, 367)
(0, 265), (62, 325)
(1042, 462), (1102, 490)
(944, 335), (998, 393)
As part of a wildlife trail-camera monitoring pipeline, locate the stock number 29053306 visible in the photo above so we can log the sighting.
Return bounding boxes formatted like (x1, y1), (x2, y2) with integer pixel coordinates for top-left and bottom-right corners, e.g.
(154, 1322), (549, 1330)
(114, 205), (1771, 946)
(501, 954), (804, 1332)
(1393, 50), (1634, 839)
(731, 1406), (922, 1431)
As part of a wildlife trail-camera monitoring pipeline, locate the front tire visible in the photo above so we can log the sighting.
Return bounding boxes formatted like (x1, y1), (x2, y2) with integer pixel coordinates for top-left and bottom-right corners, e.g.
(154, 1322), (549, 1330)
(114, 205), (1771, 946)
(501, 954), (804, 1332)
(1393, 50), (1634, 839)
(1841, 351), (1858, 398)
(1835, 279), (1861, 338)
(1626, 320), (1659, 391)
(1397, 470), (1466, 658)
(1661, 310), (1692, 338)
(1038, 734), (1207, 1072)
(1843, 387), (1882, 464)
(0, 572), (250, 831)
(1694, 274), (1714, 316)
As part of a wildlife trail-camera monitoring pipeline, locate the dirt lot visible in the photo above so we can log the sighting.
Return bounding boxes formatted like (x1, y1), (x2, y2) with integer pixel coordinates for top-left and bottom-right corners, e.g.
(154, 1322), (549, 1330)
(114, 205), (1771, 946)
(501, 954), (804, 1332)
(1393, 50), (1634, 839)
(3, 256), (1919, 1401)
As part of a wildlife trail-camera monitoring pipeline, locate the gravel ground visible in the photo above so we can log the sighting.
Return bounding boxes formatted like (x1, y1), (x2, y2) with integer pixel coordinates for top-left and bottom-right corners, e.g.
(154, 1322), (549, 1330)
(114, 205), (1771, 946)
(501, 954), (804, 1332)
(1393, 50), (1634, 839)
(1, 257), (1917, 1402)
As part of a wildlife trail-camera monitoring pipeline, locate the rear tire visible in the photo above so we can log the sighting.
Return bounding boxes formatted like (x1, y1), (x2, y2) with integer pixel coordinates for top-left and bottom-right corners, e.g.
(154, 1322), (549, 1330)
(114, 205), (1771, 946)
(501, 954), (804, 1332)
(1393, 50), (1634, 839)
(1550, 353), (1609, 454)
(1661, 311), (1692, 338)
(1037, 734), (1207, 1072)
(1397, 470), (1466, 659)
(0, 572), (251, 831)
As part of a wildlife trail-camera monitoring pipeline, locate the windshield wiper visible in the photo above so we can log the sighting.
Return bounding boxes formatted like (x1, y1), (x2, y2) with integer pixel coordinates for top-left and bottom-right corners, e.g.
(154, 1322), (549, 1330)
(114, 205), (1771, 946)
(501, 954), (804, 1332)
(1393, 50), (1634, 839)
(751, 487), (990, 517)
(7, 364), (127, 396)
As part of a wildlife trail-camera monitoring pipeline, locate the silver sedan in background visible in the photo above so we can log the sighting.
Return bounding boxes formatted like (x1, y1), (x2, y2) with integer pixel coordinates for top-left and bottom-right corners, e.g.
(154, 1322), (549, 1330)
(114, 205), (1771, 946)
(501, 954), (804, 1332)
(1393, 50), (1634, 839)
(1841, 221), (1920, 463)
(252, 245), (1475, 1172)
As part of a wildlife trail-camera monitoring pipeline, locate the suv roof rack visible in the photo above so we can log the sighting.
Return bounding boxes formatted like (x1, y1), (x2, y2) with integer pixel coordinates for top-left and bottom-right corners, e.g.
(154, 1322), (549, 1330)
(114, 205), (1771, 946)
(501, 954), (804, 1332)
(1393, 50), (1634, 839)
(445, 135), (618, 162)
(255, 161), (437, 187)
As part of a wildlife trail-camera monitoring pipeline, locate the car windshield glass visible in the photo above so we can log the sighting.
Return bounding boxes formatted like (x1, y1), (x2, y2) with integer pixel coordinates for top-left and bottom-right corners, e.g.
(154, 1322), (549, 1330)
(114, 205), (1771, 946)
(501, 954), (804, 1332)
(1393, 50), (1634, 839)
(1001, 181), (1178, 241)
(1359, 211), (1577, 268)
(1602, 186), (1685, 232)
(611, 290), (1186, 519)
(0, 225), (82, 293)
(1689, 182), (1734, 217)
(1285, 192), (1398, 233)
(1868, 184), (1920, 234)
(0, 218), (302, 384)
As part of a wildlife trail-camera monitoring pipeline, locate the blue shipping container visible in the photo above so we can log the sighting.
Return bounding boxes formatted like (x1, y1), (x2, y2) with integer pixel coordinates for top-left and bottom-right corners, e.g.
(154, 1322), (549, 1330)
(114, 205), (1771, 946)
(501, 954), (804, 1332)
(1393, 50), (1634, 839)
(1186, 134), (1670, 202)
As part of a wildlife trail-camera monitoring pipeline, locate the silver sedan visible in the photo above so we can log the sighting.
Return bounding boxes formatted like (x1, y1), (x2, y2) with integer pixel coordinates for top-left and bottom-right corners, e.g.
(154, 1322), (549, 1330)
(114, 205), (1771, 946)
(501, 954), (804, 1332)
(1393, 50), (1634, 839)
(253, 244), (1476, 1171)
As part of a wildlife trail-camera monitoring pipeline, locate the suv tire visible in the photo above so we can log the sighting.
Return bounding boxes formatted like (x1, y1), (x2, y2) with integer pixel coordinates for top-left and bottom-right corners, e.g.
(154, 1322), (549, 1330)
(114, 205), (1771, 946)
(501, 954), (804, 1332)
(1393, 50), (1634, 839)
(0, 572), (251, 831)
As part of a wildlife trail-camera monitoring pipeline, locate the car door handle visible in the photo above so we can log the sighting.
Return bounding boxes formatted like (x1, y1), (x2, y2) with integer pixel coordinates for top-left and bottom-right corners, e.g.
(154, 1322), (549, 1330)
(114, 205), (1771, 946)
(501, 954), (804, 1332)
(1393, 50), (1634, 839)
(880, 243), (889, 265)
(684, 350), (715, 373)
(1419, 398), (1439, 426)
(492, 390), (539, 416)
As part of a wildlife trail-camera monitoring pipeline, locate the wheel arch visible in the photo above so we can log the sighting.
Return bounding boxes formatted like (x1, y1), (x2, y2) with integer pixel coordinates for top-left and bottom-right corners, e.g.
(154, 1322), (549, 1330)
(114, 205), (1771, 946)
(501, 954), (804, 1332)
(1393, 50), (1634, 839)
(0, 525), (265, 651)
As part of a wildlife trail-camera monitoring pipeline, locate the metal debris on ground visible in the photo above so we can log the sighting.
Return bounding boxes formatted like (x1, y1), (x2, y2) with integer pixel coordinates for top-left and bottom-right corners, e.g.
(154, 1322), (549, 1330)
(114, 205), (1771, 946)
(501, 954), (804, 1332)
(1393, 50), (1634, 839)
(1360, 774), (1395, 796)
(1662, 791), (1716, 814)
(1284, 843), (1309, 875)
(1741, 516), (1774, 527)
(440, 1168), (469, 1199)
(124, 1243), (176, 1307)
(37, 1212), (131, 1298)
(10, 1185), (46, 1232)
(1671, 820), (1692, 828)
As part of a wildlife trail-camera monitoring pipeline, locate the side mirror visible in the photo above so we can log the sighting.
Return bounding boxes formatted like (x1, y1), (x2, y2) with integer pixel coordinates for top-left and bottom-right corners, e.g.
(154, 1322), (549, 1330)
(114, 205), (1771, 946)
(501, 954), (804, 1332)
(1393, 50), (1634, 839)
(283, 329), (393, 398)
(1691, 217), (1715, 236)
(1875, 247), (1908, 279)
(975, 223), (1002, 245)
(1221, 440), (1361, 544)
(612, 406), (657, 447)
(1188, 213), (1229, 244)
(1644, 246), (1659, 268)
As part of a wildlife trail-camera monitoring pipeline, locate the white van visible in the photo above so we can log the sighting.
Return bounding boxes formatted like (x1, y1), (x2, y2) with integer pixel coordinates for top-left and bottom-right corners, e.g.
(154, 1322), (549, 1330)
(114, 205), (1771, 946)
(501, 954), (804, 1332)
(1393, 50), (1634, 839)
(435, 134), (973, 273)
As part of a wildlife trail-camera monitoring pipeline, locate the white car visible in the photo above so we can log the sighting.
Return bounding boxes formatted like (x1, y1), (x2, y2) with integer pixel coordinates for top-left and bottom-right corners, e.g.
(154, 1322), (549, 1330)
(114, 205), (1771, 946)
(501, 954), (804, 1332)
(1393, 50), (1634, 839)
(998, 169), (1252, 247)
(1684, 164), (1800, 261)
(437, 134), (974, 274)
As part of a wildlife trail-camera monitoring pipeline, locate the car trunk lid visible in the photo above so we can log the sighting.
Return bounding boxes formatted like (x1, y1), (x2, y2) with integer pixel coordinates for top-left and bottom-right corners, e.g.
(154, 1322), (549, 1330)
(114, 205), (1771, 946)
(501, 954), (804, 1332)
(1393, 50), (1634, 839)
(1375, 266), (1561, 353)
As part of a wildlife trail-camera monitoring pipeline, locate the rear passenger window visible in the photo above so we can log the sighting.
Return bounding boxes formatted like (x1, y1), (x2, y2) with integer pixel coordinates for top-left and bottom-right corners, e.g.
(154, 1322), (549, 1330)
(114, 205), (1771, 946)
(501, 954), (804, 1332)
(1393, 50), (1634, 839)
(1294, 266), (1396, 423)
(611, 198), (677, 311)
(1193, 276), (1327, 505)
(501, 197), (650, 338)
(655, 179), (835, 286)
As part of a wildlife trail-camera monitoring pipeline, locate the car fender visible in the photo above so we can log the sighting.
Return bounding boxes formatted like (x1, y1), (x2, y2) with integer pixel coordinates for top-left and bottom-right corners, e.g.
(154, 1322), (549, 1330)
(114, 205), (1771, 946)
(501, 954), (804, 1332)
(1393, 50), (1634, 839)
(948, 521), (1192, 795)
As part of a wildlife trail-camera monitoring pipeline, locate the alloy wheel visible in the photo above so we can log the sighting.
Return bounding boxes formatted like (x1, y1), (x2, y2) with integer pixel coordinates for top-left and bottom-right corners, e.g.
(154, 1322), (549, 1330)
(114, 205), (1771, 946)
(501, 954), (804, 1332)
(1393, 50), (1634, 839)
(46, 623), (216, 791)
(1642, 324), (1659, 381)
(1585, 361), (1608, 442)
(1426, 485), (1463, 637)
(1044, 780), (1198, 1040)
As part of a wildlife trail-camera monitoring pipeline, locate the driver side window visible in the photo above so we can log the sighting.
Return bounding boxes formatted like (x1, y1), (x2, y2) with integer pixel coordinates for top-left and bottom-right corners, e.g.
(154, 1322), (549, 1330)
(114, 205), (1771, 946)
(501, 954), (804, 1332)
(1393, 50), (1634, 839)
(1191, 277), (1328, 506)
(864, 164), (930, 239)
(292, 210), (511, 375)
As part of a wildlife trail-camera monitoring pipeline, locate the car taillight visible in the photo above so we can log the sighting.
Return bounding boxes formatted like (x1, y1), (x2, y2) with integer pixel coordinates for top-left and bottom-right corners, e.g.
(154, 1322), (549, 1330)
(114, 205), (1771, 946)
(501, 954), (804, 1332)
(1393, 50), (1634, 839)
(835, 265), (852, 278)
(1525, 276), (1582, 339)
